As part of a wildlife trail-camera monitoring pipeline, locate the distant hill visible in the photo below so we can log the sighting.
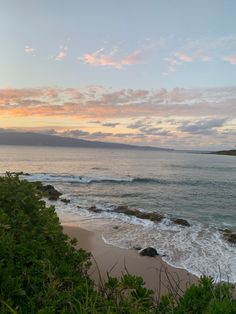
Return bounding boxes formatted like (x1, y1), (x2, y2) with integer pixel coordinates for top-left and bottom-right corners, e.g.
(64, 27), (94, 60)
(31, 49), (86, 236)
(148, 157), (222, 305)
(0, 131), (174, 152)
(211, 149), (236, 156)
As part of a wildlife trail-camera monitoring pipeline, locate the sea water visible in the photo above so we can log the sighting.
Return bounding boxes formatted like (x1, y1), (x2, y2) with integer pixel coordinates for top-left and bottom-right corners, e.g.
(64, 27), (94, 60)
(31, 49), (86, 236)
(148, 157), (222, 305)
(0, 145), (236, 282)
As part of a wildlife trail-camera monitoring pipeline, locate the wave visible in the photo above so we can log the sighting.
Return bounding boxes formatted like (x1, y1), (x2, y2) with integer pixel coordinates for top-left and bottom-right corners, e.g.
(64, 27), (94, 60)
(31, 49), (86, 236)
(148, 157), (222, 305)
(55, 198), (236, 283)
(23, 173), (235, 188)
(26, 173), (133, 184)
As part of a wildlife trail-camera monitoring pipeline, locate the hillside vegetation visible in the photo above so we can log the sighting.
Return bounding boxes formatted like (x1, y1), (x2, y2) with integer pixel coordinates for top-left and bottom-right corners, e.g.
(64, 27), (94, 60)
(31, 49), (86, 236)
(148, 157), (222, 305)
(211, 149), (236, 156)
(0, 174), (235, 313)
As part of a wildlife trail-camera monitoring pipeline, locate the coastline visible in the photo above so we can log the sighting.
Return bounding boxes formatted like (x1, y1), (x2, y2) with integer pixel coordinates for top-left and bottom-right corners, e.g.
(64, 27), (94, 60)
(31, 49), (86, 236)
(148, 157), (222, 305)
(63, 223), (198, 297)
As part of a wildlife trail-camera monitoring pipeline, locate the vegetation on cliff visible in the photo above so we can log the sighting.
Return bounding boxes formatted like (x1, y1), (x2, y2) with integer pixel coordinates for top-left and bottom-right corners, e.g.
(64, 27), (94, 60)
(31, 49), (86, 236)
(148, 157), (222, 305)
(211, 149), (236, 156)
(0, 174), (235, 313)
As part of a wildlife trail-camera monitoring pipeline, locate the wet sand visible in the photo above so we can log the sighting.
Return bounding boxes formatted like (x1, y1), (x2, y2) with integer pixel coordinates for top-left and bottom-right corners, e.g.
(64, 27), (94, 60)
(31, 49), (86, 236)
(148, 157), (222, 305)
(63, 224), (198, 299)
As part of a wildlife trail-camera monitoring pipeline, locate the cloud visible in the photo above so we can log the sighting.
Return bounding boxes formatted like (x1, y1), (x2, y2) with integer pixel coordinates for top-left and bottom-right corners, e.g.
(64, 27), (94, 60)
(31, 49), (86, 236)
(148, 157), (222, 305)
(55, 46), (68, 61)
(1, 86), (236, 149)
(102, 122), (120, 128)
(1, 87), (236, 119)
(24, 46), (36, 56)
(127, 120), (146, 129)
(164, 34), (236, 74)
(127, 118), (172, 136)
(175, 52), (193, 63)
(61, 129), (90, 137)
(82, 47), (144, 69)
(178, 118), (229, 134)
(223, 55), (236, 65)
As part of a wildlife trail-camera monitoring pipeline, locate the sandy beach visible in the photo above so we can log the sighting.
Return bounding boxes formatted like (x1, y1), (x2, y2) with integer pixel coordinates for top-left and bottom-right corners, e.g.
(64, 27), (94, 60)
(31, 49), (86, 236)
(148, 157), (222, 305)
(63, 224), (198, 299)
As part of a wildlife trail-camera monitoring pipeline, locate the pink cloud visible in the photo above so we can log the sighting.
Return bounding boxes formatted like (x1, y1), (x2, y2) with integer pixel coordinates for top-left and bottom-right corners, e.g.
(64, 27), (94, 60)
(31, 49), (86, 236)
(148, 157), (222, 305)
(55, 46), (68, 61)
(24, 45), (36, 56)
(1, 87), (236, 149)
(223, 55), (236, 65)
(175, 52), (193, 62)
(0, 87), (236, 123)
(82, 48), (143, 69)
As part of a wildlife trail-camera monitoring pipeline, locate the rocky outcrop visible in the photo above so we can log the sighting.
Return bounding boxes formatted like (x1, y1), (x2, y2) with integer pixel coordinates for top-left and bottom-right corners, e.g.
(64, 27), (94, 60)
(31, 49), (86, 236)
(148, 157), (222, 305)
(88, 203), (190, 229)
(60, 198), (70, 204)
(133, 245), (142, 251)
(36, 183), (62, 201)
(88, 206), (102, 213)
(172, 218), (190, 227)
(220, 229), (236, 244)
(114, 205), (163, 222)
(11, 171), (30, 176)
(226, 234), (236, 244)
(139, 247), (159, 257)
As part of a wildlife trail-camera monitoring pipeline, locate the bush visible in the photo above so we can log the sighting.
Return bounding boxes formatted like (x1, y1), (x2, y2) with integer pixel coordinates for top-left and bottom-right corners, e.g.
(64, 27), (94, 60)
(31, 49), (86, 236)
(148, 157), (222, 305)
(0, 174), (94, 313)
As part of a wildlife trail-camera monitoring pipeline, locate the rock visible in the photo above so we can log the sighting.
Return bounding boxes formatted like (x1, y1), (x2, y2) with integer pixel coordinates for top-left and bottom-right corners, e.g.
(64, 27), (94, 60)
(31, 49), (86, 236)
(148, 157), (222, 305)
(114, 206), (163, 222)
(37, 184), (62, 201)
(148, 213), (163, 222)
(11, 171), (30, 176)
(220, 229), (236, 244)
(219, 228), (231, 234)
(88, 206), (102, 213)
(225, 234), (236, 244)
(139, 247), (159, 257)
(113, 226), (119, 230)
(133, 245), (142, 251)
(172, 218), (190, 227)
(60, 198), (70, 204)
(115, 205), (129, 212)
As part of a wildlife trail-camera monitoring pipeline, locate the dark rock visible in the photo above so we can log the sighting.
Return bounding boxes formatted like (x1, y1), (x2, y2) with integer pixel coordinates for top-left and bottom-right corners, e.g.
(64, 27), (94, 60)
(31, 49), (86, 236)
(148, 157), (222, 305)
(172, 218), (190, 227)
(11, 171), (30, 176)
(60, 198), (70, 204)
(139, 247), (159, 257)
(220, 229), (236, 244)
(37, 184), (62, 201)
(115, 205), (129, 212)
(219, 228), (231, 234)
(225, 234), (236, 244)
(114, 206), (163, 222)
(113, 226), (119, 230)
(88, 206), (102, 213)
(133, 245), (142, 251)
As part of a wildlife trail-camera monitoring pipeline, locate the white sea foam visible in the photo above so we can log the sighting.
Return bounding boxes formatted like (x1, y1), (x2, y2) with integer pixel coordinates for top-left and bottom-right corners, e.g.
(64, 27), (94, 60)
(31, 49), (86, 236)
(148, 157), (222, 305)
(53, 197), (236, 283)
(102, 219), (236, 282)
(23, 170), (236, 283)
(24, 173), (134, 184)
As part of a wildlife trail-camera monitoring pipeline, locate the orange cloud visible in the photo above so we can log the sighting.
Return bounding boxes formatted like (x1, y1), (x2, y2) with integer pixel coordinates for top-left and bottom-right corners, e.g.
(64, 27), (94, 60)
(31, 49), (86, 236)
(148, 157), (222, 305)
(55, 46), (68, 61)
(0, 88), (42, 105)
(82, 48), (143, 69)
(223, 55), (236, 65)
(0, 86), (235, 149)
(0, 87), (236, 122)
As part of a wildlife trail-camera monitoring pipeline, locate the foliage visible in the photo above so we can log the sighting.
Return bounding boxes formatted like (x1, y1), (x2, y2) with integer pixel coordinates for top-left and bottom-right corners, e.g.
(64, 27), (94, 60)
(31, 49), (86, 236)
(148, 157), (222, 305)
(155, 275), (236, 313)
(0, 173), (235, 313)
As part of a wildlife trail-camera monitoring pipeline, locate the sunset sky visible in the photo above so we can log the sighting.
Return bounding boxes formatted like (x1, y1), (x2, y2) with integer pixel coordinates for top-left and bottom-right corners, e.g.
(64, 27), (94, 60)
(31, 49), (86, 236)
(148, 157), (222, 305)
(0, 0), (236, 150)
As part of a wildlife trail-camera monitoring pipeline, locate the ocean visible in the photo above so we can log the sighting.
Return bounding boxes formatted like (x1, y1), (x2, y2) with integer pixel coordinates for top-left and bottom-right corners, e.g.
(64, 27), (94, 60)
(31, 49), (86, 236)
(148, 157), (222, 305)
(1, 145), (236, 282)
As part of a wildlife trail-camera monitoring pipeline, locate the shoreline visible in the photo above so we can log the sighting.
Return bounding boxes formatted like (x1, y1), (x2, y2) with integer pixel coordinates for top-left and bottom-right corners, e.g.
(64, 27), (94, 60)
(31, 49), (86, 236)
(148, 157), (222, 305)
(63, 223), (198, 297)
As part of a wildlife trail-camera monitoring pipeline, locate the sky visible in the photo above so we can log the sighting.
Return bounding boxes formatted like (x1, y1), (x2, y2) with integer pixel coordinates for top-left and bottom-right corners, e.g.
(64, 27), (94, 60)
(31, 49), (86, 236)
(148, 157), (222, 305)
(0, 0), (236, 150)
